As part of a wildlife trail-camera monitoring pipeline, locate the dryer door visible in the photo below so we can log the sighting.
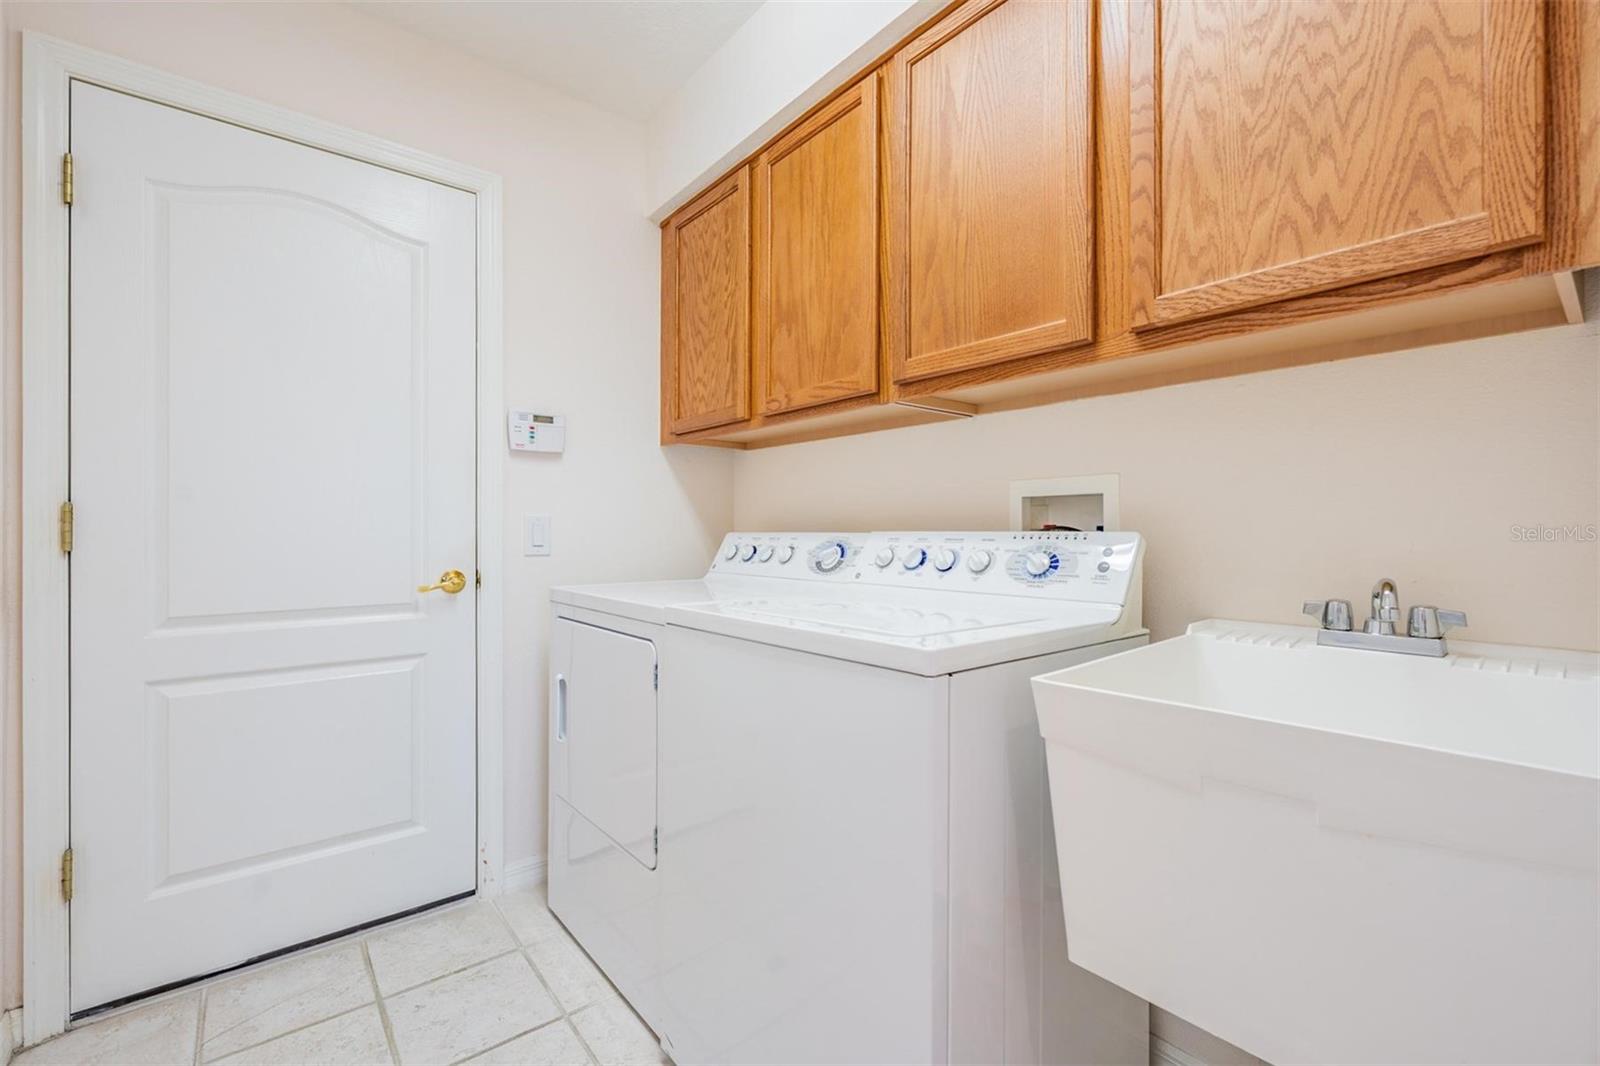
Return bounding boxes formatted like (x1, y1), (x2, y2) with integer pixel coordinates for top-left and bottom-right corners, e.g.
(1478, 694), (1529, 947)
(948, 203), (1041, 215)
(550, 618), (658, 869)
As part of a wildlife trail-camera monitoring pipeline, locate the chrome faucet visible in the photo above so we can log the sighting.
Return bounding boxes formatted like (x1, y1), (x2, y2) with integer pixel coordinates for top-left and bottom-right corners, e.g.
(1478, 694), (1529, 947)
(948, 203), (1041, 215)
(1303, 579), (1467, 657)
(1365, 578), (1401, 635)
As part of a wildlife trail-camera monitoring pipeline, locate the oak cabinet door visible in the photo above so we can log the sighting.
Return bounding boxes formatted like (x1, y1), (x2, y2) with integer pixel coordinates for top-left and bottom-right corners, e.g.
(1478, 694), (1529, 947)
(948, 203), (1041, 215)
(886, 0), (1096, 384)
(662, 167), (751, 434)
(1130, 0), (1545, 330)
(753, 79), (880, 416)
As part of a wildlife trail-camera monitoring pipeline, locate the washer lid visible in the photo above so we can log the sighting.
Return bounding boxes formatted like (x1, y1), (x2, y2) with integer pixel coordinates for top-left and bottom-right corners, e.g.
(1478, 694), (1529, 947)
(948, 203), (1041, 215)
(665, 588), (1133, 676)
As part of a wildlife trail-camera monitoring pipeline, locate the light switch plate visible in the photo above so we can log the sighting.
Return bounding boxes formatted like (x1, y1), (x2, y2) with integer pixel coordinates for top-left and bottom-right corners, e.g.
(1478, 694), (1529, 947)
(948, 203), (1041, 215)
(524, 515), (551, 556)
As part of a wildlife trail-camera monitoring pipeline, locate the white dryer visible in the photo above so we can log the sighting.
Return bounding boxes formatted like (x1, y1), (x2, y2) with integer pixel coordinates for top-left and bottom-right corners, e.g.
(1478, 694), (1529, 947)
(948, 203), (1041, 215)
(549, 531), (1150, 1066)
(547, 533), (866, 1039)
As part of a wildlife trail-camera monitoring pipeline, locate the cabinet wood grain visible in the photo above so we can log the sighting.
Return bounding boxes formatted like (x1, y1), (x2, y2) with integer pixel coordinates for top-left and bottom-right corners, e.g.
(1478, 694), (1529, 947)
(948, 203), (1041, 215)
(660, 0), (1590, 449)
(753, 78), (880, 416)
(885, 0), (1096, 384)
(661, 167), (751, 435)
(1129, 0), (1546, 329)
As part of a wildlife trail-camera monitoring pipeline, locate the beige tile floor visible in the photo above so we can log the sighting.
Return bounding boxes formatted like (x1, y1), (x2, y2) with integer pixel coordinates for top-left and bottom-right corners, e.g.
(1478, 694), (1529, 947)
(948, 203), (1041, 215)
(15, 886), (671, 1066)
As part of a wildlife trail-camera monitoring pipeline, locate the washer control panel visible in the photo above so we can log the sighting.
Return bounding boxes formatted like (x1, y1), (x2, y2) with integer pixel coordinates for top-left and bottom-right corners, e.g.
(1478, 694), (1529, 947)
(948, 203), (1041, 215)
(857, 531), (1141, 605)
(707, 532), (867, 578)
(706, 531), (1140, 604)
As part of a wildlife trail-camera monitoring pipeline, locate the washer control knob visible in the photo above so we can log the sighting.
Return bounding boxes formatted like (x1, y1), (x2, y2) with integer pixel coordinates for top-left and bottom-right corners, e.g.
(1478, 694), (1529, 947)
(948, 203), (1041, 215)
(741, 544), (758, 562)
(933, 548), (958, 572)
(757, 545), (775, 563)
(967, 549), (994, 574)
(1025, 551), (1054, 577)
(724, 542), (740, 560)
(874, 547), (896, 568)
(815, 543), (848, 572)
(902, 547), (928, 571)
(778, 544), (796, 564)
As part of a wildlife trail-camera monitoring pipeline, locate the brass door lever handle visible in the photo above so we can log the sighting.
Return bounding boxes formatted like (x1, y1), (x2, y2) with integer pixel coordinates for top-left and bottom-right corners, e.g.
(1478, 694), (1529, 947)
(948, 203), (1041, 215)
(418, 569), (467, 595)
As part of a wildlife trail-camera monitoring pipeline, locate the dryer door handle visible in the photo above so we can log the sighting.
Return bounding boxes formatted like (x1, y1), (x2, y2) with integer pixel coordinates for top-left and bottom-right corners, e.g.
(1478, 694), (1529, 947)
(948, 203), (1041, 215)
(555, 674), (568, 741)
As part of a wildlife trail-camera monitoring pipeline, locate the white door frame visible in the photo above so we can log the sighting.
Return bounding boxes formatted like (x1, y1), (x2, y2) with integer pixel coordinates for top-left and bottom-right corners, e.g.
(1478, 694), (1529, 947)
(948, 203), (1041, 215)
(19, 33), (506, 1044)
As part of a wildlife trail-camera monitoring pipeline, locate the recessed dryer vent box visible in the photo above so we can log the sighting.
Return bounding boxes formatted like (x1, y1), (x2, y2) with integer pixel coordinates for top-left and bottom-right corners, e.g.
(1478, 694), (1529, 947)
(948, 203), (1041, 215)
(1009, 474), (1119, 532)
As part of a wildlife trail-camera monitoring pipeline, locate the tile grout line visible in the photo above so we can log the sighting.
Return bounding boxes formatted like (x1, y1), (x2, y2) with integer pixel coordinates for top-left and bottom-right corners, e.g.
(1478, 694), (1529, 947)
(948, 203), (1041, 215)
(197, 1001), (377, 1065)
(377, 945), (524, 1001)
(489, 895), (600, 1065)
(363, 942), (404, 1066)
(192, 990), (208, 1066)
(496, 890), (663, 1065)
(517, 899), (631, 1065)
(563, 996), (604, 1066)
(190, 940), (395, 1062)
(487, 897), (599, 1065)
(446, 1015), (578, 1066)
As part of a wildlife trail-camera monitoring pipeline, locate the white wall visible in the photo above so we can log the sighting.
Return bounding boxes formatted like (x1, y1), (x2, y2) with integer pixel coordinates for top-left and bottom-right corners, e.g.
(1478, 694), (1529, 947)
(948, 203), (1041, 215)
(0, 0), (735, 1011)
(734, 286), (1600, 651)
(645, 0), (936, 218)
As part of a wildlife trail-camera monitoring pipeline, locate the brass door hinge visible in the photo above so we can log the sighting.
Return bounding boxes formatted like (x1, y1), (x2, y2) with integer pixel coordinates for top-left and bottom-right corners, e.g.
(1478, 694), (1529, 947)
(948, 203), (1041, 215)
(60, 847), (74, 902)
(59, 501), (74, 553)
(61, 153), (73, 206)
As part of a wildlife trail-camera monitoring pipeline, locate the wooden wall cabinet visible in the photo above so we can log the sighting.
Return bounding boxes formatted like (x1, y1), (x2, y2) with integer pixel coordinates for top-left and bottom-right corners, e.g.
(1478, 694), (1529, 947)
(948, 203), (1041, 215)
(1129, 0), (1546, 329)
(661, 166), (751, 436)
(885, 0), (1096, 384)
(660, 0), (1593, 448)
(753, 78), (881, 416)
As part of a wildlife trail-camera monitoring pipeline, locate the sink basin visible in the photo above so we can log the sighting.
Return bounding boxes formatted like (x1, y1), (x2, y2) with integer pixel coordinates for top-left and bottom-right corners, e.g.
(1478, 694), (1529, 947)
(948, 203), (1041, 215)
(1033, 620), (1598, 1065)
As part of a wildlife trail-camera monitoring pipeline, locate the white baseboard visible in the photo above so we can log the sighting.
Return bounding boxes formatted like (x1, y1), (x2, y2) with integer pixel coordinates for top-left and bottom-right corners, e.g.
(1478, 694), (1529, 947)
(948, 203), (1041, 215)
(502, 855), (547, 892)
(3, 1007), (23, 1064)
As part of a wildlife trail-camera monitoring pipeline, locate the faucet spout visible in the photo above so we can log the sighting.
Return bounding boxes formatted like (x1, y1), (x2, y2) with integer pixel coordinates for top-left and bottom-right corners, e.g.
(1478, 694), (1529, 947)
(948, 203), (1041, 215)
(1365, 578), (1401, 635)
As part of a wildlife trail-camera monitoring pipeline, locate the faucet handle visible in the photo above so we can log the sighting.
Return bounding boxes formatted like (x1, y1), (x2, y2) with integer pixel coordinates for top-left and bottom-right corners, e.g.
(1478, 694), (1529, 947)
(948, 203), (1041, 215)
(1303, 599), (1353, 631)
(1408, 606), (1467, 639)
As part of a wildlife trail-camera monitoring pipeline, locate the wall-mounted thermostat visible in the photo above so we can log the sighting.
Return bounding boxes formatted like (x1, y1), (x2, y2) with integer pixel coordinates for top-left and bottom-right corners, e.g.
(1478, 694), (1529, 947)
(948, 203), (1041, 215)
(508, 410), (566, 453)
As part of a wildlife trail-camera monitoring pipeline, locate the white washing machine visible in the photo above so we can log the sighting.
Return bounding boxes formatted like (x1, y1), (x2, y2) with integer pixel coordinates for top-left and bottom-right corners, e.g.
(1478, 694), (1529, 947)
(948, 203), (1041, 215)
(548, 531), (1150, 1066)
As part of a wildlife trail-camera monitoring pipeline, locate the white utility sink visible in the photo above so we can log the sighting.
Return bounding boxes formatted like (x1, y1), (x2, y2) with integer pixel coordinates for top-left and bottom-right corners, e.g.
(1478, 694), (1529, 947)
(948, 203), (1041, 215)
(1033, 620), (1598, 1066)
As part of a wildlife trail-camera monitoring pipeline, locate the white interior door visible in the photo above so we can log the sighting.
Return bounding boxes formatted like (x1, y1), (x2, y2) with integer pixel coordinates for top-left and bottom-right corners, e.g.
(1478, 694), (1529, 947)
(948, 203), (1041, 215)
(68, 81), (478, 1011)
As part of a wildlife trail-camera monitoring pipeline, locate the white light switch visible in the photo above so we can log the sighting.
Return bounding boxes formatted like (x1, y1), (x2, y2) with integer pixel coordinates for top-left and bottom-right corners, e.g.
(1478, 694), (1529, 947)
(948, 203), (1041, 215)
(524, 515), (551, 557)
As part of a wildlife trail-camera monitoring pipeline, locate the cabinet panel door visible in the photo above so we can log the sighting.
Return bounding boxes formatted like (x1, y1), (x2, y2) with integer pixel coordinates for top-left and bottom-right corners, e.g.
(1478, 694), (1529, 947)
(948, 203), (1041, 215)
(886, 0), (1096, 384)
(1131, 0), (1545, 330)
(662, 167), (751, 434)
(753, 79), (880, 416)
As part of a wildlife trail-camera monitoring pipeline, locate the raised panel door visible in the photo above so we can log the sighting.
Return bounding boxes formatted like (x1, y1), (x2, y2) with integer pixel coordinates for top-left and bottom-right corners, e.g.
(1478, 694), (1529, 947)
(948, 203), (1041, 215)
(886, 0), (1097, 383)
(662, 167), (752, 434)
(1130, 0), (1545, 328)
(753, 79), (881, 415)
(70, 82), (477, 1009)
